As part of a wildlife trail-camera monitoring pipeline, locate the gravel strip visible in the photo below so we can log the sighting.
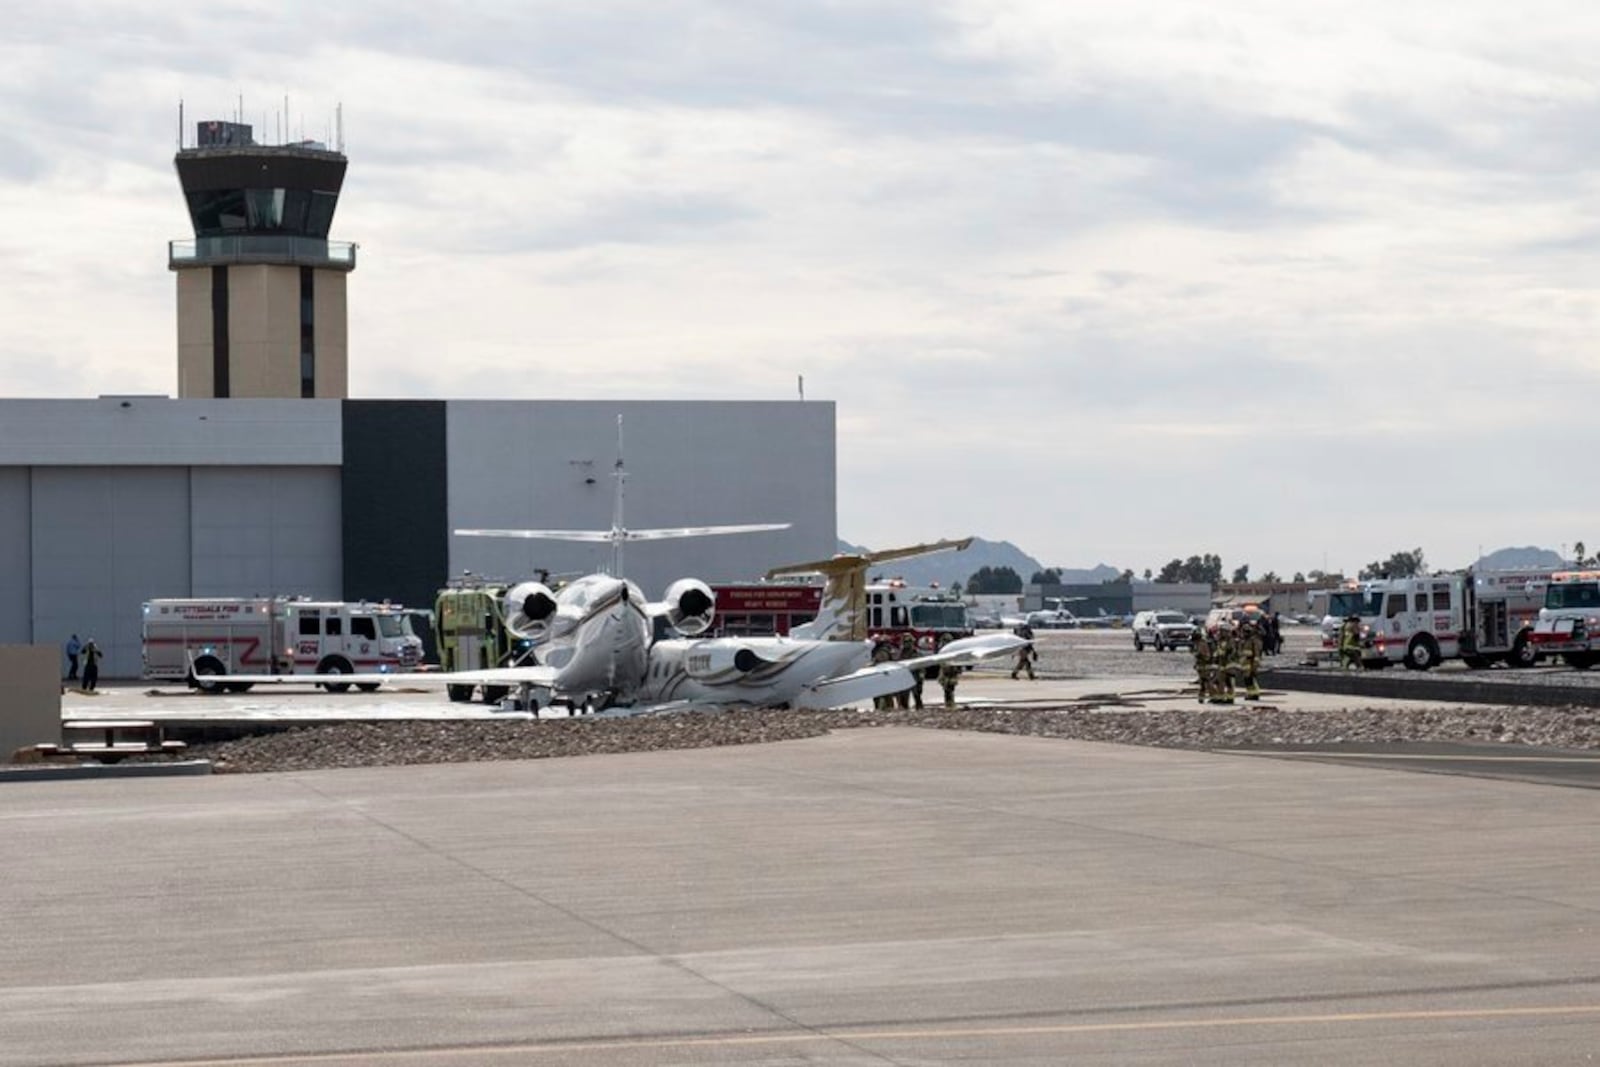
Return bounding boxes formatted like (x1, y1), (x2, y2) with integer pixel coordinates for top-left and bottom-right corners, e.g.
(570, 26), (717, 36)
(177, 702), (1600, 774)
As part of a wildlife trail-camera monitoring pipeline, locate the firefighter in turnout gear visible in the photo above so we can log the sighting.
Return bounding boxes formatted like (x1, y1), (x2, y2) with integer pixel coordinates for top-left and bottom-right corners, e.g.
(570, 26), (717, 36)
(1192, 627), (1214, 703)
(897, 633), (924, 710)
(1338, 615), (1363, 671)
(871, 641), (894, 709)
(1239, 619), (1264, 701)
(1010, 621), (1036, 680)
(939, 660), (962, 708)
(1209, 624), (1237, 704)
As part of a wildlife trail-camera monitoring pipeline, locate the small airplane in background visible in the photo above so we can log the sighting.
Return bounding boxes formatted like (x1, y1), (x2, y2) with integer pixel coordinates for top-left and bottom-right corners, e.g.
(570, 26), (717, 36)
(1026, 596), (1089, 629)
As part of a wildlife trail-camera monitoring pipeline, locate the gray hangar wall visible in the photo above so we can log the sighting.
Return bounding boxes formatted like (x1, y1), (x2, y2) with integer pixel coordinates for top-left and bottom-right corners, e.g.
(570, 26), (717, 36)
(0, 399), (345, 678)
(0, 397), (836, 677)
(440, 401), (836, 599)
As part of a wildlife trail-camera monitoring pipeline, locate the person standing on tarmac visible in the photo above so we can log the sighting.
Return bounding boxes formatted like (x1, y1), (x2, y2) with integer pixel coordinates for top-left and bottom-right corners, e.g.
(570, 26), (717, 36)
(1011, 620), (1037, 680)
(870, 641), (894, 708)
(1192, 627), (1214, 703)
(939, 660), (962, 708)
(80, 638), (102, 692)
(1239, 620), (1264, 701)
(1209, 624), (1237, 704)
(897, 633), (924, 710)
(1338, 615), (1363, 671)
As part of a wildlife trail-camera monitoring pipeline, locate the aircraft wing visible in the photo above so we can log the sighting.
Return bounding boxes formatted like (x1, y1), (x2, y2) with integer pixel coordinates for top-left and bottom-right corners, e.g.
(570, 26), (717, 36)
(898, 633), (1027, 671)
(453, 528), (614, 541)
(622, 523), (790, 541)
(203, 665), (560, 688)
(454, 524), (788, 542)
(793, 664), (915, 710)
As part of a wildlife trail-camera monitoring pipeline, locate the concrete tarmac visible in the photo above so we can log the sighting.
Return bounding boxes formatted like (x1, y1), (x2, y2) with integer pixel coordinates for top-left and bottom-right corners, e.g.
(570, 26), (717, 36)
(6, 727), (1600, 1064)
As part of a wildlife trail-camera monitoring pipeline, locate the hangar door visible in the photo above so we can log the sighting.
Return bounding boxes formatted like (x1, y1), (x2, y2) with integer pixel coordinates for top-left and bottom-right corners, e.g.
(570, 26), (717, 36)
(31, 468), (191, 679)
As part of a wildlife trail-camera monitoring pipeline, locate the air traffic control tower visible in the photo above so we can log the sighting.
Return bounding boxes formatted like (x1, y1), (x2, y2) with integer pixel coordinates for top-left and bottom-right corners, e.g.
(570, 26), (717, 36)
(169, 120), (356, 398)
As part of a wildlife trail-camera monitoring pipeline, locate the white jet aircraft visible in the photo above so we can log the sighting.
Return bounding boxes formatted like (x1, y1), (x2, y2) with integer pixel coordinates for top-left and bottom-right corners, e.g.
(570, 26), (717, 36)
(207, 416), (788, 712)
(208, 421), (1025, 713)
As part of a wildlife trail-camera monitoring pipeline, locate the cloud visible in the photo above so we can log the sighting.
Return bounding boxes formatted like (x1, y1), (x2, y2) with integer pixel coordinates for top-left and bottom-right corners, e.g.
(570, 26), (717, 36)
(3, 1), (1599, 578)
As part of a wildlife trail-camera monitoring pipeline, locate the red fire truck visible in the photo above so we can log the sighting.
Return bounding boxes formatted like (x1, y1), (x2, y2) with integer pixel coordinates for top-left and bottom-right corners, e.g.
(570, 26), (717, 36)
(708, 582), (823, 637)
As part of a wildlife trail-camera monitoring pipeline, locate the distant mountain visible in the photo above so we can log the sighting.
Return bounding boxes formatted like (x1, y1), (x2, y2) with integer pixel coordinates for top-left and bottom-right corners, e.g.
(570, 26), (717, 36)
(1468, 545), (1568, 571)
(836, 538), (1121, 589)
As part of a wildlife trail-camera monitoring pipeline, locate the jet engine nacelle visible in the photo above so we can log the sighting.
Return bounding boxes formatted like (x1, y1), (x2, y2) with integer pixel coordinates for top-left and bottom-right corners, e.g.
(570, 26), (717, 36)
(682, 641), (774, 679)
(663, 578), (716, 636)
(504, 581), (559, 641)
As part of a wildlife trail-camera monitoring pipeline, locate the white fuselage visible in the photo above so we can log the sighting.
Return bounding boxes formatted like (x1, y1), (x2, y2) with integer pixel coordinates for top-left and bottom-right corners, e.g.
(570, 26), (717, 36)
(640, 636), (873, 707)
(540, 575), (652, 701)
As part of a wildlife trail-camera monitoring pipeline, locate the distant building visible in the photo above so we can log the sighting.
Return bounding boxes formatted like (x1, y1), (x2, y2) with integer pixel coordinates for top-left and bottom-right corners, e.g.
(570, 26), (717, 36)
(0, 398), (835, 678)
(1024, 581), (1212, 620)
(1213, 581), (1340, 616)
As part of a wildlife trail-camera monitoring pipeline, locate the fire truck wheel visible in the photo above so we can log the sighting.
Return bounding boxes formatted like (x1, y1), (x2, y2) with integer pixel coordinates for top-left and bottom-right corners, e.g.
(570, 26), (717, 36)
(481, 685), (510, 705)
(317, 658), (353, 693)
(224, 682), (254, 693)
(1403, 635), (1439, 671)
(1461, 655), (1490, 670)
(1563, 652), (1596, 671)
(446, 685), (473, 703)
(189, 657), (226, 694)
(355, 683), (381, 693)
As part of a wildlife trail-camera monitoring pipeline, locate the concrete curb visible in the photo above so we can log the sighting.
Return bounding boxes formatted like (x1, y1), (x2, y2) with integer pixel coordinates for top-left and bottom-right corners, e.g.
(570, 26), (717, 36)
(0, 759), (213, 783)
(1262, 668), (1600, 709)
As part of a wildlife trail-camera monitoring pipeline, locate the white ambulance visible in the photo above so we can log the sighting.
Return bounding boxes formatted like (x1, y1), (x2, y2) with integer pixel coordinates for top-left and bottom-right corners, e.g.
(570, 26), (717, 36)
(142, 596), (424, 692)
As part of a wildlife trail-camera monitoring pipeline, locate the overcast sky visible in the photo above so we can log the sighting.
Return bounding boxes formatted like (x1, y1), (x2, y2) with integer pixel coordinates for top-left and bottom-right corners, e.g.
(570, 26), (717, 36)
(4, 2), (1597, 578)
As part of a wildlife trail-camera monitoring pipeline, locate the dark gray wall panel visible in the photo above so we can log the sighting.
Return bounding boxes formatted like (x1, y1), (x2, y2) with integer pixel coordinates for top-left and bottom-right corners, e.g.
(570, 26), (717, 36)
(341, 401), (447, 616)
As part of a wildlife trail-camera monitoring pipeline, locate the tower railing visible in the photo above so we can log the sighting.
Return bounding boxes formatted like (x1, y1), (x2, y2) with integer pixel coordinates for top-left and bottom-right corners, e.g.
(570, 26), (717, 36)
(169, 237), (357, 271)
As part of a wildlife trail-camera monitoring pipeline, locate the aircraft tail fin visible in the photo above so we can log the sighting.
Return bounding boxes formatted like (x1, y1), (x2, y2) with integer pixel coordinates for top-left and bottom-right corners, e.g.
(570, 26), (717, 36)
(779, 537), (974, 641)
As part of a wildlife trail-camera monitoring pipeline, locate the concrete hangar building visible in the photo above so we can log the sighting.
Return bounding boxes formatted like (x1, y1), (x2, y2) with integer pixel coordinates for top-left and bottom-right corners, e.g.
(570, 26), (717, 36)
(0, 120), (835, 678)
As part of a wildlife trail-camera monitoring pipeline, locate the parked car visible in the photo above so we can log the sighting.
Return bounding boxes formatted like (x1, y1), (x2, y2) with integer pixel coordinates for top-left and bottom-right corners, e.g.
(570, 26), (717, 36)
(1132, 610), (1196, 651)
